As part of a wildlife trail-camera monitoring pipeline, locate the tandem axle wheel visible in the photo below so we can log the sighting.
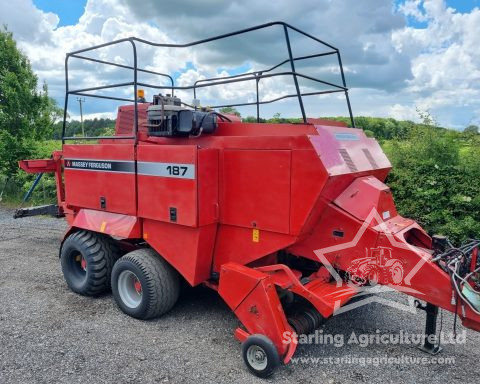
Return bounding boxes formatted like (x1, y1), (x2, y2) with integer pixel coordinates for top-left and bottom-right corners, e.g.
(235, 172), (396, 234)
(111, 248), (180, 320)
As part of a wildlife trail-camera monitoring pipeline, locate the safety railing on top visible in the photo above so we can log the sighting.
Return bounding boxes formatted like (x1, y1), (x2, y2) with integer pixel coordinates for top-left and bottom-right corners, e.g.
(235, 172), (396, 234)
(62, 21), (355, 143)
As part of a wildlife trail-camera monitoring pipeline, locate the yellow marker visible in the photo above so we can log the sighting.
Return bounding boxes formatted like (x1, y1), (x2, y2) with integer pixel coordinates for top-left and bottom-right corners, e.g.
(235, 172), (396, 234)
(252, 228), (260, 243)
(143, 233), (148, 239)
(100, 221), (107, 233)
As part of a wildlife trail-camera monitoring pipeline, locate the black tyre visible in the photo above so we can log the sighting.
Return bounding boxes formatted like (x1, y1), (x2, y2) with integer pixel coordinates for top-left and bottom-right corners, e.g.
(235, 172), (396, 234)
(111, 248), (180, 320)
(60, 230), (120, 296)
(242, 334), (280, 378)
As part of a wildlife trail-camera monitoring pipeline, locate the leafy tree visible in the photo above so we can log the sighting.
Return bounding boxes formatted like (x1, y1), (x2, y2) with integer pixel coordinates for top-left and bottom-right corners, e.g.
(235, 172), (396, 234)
(53, 117), (116, 139)
(464, 125), (479, 134)
(242, 115), (258, 123)
(416, 107), (437, 127)
(0, 27), (58, 176)
(219, 107), (241, 117)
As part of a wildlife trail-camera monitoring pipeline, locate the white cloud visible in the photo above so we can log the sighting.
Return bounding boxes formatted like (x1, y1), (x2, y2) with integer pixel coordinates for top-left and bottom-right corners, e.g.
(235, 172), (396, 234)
(0, 1), (58, 44)
(0, 0), (479, 128)
(391, 0), (480, 128)
(389, 103), (419, 121)
(398, 0), (428, 22)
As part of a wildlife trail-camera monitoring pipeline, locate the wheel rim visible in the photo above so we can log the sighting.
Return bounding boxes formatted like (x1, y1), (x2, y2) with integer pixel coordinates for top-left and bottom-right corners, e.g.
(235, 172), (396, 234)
(76, 254), (87, 271)
(118, 270), (143, 309)
(71, 252), (87, 276)
(246, 345), (268, 371)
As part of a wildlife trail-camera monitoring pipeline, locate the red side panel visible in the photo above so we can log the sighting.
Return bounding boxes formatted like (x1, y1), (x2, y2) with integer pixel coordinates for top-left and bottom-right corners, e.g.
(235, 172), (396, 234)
(137, 145), (218, 227)
(289, 149), (328, 235)
(218, 263), (293, 357)
(18, 159), (57, 173)
(221, 150), (291, 233)
(307, 126), (392, 204)
(137, 144), (197, 226)
(218, 263), (267, 310)
(143, 219), (217, 285)
(197, 148), (219, 226)
(287, 203), (379, 265)
(115, 103), (149, 136)
(309, 126), (391, 177)
(334, 176), (398, 221)
(213, 225), (296, 271)
(139, 142), (219, 283)
(63, 144), (136, 215)
(72, 209), (141, 238)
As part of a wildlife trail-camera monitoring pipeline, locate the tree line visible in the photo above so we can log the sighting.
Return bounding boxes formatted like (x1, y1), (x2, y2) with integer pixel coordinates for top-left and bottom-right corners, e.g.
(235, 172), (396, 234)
(52, 118), (116, 139)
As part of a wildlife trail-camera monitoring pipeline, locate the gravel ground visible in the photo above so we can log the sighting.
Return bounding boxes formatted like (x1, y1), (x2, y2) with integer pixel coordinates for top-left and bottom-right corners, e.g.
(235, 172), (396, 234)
(1, 206), (479, 384)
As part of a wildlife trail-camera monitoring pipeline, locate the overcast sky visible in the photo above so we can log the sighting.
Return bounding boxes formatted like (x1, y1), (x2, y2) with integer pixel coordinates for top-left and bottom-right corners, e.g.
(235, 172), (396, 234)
(1, 0), (479, 129)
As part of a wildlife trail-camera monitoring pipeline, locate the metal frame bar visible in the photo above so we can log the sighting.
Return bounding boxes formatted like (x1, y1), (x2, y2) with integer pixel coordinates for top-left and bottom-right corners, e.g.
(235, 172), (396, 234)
(69, 54), (175, 93)
(63, 135), (135, 141)
(210, 89), (344, 109)
(283, 25), (306, 121)
(138, 72), (347, 92)
(62, 21), (355, 142)
(192, 51), (338, 98)
(69, 92), (134, 103)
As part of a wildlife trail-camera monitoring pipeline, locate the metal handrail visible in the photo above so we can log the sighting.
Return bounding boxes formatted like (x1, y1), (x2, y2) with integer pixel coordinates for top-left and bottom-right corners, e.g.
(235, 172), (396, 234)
(61, 21), (355, 143)
(135, 72), (347, 92)
(210, 89), (345, 109)
(192, 51), (338, 98)
(67, 22), (337, 54)
(69, 54), (175, 94)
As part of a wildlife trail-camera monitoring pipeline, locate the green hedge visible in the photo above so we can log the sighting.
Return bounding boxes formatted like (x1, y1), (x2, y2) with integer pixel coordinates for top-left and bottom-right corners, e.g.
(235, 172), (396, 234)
(0, 140), (61, 205)
(384, 126), (480, 243)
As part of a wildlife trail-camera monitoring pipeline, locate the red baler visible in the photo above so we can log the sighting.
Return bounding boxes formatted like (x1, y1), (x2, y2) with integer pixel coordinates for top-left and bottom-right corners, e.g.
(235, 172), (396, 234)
(17, 22), (480, 377)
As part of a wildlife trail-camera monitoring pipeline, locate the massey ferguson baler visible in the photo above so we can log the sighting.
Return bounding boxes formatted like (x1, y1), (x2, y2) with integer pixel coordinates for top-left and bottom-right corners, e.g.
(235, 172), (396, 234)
(17, 22), (480, 377)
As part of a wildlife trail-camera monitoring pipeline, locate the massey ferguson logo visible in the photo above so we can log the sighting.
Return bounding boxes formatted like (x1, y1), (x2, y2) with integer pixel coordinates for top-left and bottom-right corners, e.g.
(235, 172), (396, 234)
(64, 159), (134, 173)
(66, 160), (113, 170)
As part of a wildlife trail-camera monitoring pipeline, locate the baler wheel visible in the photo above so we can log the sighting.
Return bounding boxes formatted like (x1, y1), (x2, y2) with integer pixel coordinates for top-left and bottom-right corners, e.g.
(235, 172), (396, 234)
(242, 334), (280, 378)
(111, 248), (180, 320)
(60, 230), (119, 296)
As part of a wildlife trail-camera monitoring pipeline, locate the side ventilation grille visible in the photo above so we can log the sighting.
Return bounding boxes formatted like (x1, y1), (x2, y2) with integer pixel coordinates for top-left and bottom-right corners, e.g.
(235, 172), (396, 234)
(339, 148), (358, 172)
(362, 148), (379, 169)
